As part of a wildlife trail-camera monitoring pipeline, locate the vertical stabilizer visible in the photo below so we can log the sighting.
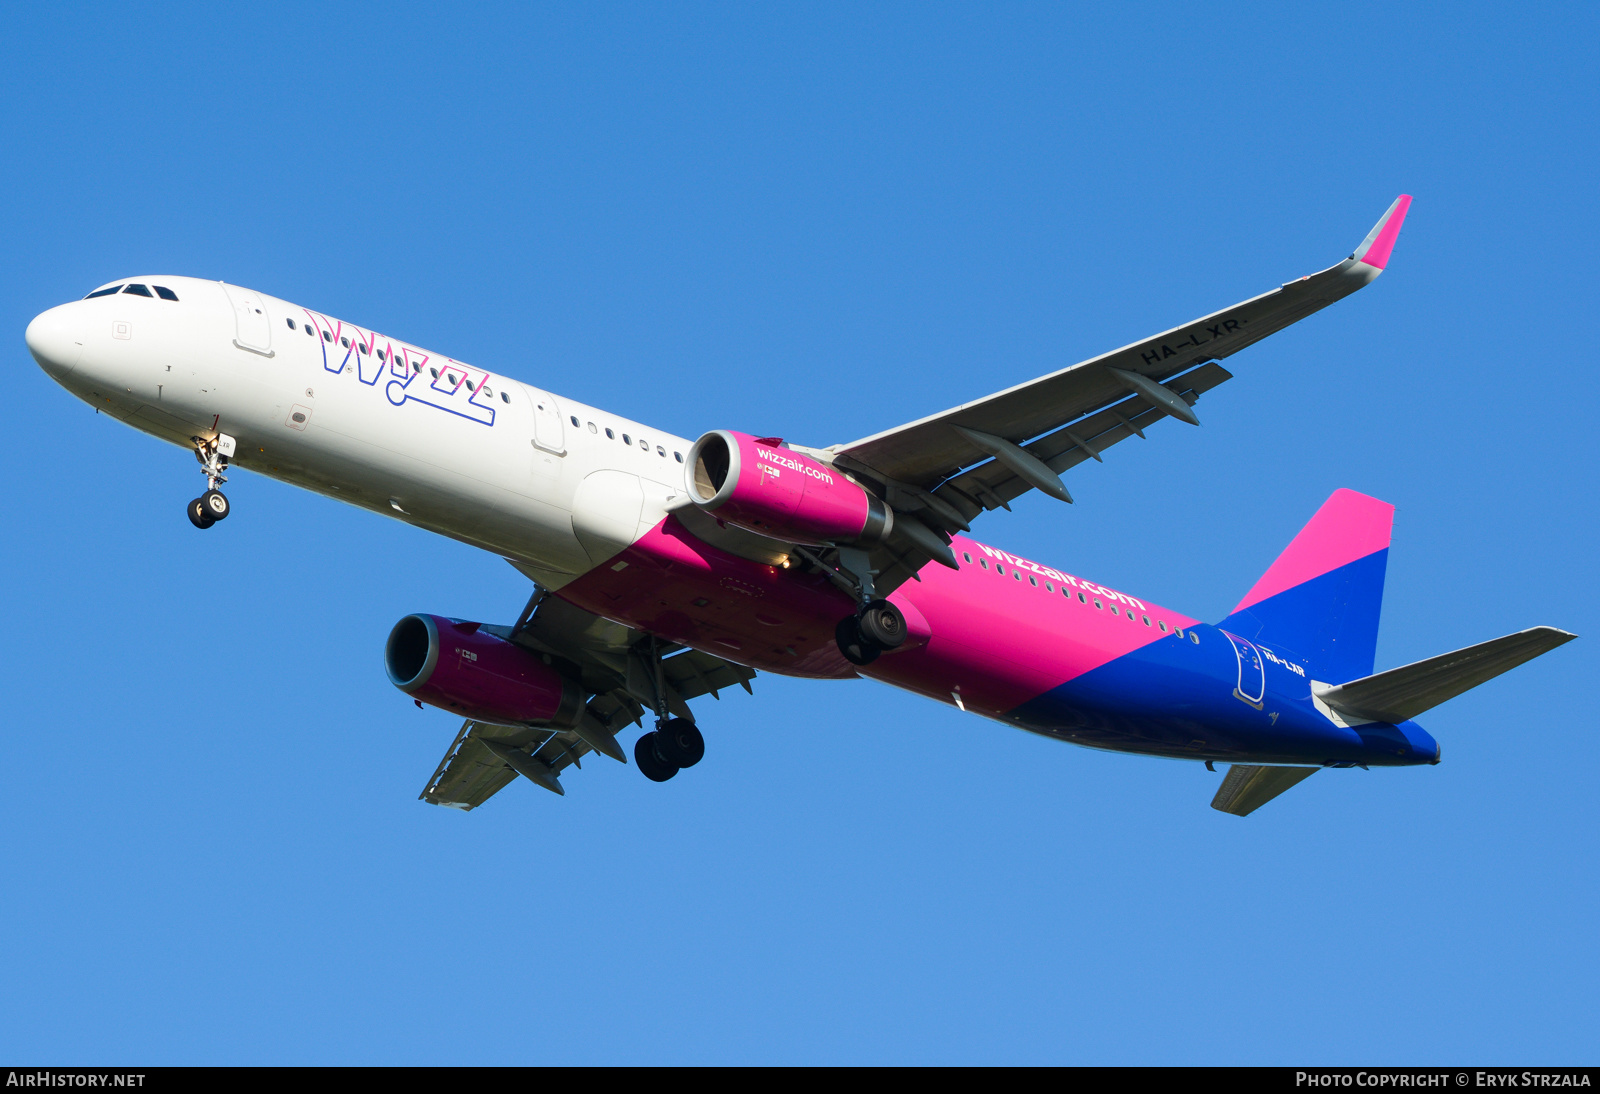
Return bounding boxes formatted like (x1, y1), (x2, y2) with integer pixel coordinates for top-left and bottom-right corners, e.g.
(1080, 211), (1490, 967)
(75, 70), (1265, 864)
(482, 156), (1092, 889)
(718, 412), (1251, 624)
(1220, 489), (1393, 683)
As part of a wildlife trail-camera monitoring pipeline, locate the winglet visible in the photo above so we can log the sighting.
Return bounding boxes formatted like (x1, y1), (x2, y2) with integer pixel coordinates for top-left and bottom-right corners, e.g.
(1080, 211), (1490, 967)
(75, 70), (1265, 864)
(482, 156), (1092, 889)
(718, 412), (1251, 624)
(1351, 195), (1412, 271)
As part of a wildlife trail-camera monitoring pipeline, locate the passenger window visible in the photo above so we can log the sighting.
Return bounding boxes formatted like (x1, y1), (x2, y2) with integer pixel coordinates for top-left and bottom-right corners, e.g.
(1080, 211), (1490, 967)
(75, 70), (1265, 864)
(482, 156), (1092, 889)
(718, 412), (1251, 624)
(657, 446), (665, 457)
(500, 392), (510, 404)
(1078, 592), (1087, 603)
(358, 343), (368, 354)
(674, 452), (683, 462)
(979, 560), (988, 570)
(588, 422), (598, 433)
(323, 330), (332, 342)
(640, 438), (649, 449)
(1190, 632), (1200, 645)
(430, 368), (438, 378)
(305, 325), (314, 336)
(1093, 599), (1103, 609)
(1045, 583), (1053, 592)
(1013, 571), (1021, 581)
(1029, 576), (1037, 587)
(962, 552), (972, 564)
(570, 416), (579, 427)
(340, 337), (350, 348)
(1110, 606), (1119, 616)
(153, 286), (179, 301)
(605, 428), (615, 439)
(286, 318), (297, 330)
(123, 284), (152, 297)
(1142, 615), (1151, 626)
(996, 566), (1004, 576)
(84, 285), (123, 298)
(622, 434), (632, 445)
(1159, 621), (1168, 632)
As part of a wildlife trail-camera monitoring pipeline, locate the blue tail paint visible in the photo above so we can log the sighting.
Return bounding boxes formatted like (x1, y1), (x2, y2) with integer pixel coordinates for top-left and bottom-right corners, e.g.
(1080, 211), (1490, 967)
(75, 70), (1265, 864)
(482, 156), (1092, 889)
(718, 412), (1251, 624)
(1218, 489), (1394, 685)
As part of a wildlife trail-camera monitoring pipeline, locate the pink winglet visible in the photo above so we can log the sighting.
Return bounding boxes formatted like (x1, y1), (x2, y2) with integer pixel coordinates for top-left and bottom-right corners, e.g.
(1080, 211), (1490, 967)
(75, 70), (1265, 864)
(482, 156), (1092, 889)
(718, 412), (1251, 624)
(1352, 194), (1412, 270)
(1233, 489), (1394, 613)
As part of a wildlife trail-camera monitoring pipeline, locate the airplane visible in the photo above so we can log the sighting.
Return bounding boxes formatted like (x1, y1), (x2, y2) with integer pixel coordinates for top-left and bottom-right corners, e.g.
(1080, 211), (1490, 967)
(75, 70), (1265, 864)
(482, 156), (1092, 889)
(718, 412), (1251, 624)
(23, 194), (1576, 816)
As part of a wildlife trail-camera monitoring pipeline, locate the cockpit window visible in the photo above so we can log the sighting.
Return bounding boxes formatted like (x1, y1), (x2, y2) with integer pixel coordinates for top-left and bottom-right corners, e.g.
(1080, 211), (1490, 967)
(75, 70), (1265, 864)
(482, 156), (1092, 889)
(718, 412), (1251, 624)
(84, 285), (123, 298)
(123, 284), (153, 297)
(154, 286), (179, 301)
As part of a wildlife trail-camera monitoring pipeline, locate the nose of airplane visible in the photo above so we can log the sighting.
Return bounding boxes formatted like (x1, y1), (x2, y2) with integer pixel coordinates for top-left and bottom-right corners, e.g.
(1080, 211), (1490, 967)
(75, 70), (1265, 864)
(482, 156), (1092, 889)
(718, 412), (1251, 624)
(25, 304), (86, 378)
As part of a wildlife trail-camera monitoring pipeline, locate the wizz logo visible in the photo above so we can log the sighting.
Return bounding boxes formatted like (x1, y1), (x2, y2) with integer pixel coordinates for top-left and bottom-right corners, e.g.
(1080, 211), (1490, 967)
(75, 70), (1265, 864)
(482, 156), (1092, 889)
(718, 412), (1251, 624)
(302, 310), (497, 426)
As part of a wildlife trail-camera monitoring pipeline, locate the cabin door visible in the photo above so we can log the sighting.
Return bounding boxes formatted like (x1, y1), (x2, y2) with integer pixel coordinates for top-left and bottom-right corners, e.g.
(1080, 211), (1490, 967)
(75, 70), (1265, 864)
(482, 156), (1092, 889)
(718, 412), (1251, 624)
(220, 283), (272, 355)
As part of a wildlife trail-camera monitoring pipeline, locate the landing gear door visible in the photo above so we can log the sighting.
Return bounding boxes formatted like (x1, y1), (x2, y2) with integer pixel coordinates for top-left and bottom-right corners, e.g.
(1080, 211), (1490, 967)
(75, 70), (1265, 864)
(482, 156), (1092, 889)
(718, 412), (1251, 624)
(1222, 631), (1266, 709)
(220, 283), (273, 356)
(528, 388), (566, 456)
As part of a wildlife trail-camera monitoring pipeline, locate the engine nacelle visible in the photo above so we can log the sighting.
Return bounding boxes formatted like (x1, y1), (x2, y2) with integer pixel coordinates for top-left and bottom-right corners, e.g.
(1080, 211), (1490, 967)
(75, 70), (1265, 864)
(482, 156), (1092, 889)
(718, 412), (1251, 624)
(685, 430), (890, 547)
(385, 614), (583, 727)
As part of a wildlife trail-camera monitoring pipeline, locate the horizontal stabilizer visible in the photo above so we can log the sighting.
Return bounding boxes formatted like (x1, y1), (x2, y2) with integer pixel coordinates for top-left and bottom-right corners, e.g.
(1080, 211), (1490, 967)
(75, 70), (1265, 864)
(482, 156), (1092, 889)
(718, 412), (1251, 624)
(1313, 626), (1577, 725)
(1211, 764), (1317, 816)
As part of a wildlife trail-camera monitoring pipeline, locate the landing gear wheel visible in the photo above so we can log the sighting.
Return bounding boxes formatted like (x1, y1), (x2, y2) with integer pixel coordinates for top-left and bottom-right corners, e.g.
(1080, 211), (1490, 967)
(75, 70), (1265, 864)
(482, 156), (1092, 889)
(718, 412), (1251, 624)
(656, 718), (704, 768)
(201, 489), (230, 521)
(858, 599), (907, 650)
(634, 731), (680, 782)
(187, 498), (216, 529)
(835, 616), (880, 666)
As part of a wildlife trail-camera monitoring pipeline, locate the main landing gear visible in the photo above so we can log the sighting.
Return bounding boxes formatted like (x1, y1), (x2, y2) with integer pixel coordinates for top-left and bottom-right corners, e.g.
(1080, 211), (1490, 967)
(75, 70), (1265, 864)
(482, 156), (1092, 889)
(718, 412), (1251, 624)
(631, 635), (707, 783)
(835, 599), (907, 666)
(186, 433), (235, 530)
(634, 717), (705, 782)
(797, 544), (908, 667)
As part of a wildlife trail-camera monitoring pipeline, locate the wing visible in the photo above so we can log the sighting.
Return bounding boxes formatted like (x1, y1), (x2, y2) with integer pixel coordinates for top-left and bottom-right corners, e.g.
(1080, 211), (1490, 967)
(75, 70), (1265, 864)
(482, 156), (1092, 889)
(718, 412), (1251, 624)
(420, 589), (757, 810)
(824, 198), (1412, 589)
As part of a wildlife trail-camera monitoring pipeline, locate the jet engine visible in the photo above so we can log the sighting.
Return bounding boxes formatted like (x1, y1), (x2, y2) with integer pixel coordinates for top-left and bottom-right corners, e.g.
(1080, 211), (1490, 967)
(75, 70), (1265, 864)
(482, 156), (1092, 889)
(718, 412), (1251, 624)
(685, 430), (890, 546)
(385, 613), (584, 727)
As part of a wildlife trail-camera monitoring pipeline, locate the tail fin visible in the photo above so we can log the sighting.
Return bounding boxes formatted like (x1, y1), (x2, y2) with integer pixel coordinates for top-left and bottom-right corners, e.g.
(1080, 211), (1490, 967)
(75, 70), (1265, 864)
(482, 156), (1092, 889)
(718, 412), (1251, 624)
(1220, 489), (1393, 683)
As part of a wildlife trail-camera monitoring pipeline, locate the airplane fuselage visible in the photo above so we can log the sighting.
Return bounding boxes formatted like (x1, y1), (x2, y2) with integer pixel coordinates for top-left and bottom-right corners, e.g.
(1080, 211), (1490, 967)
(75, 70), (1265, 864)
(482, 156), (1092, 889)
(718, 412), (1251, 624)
(25, 275), (1441, 770)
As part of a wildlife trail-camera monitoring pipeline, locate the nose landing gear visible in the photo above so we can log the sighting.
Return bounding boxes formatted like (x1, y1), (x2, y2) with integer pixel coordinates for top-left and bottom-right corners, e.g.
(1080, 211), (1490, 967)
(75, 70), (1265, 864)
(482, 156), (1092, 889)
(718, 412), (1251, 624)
(186, 433), (235, 530)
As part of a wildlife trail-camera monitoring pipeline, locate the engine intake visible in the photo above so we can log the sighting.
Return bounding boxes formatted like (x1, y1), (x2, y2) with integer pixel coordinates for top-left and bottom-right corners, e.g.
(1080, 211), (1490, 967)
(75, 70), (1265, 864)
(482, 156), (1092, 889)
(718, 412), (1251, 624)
(686, 430), (889, 546)
(385, 613), (583, 727)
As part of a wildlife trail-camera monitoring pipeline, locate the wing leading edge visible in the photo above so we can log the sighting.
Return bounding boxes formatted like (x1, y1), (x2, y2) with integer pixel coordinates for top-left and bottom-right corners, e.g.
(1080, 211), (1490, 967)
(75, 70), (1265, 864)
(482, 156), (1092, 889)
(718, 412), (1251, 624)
(832, 196), (1413, 519)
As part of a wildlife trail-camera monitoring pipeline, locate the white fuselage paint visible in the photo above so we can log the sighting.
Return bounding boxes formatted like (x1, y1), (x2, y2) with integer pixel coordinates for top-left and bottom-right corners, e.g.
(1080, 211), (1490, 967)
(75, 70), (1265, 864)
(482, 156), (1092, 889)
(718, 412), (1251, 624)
(29, 276), (691, 589)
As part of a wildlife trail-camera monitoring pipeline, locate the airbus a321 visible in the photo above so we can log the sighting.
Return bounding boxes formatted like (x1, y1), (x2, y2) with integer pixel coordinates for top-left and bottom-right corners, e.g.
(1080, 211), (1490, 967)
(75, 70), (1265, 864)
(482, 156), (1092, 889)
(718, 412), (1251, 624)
(24, 195), (1575, 815)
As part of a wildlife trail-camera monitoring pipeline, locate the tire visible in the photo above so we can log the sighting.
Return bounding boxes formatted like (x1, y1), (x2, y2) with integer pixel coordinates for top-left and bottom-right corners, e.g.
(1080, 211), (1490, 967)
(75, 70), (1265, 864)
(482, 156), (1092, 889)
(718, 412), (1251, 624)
(634, 731), (679, 782)
(656, 718), (705, 768)
(835, 616), (879, 666)
(187, 498), (215, 529)
(201, 489), (230, 520)
(858, 600), (907, 650)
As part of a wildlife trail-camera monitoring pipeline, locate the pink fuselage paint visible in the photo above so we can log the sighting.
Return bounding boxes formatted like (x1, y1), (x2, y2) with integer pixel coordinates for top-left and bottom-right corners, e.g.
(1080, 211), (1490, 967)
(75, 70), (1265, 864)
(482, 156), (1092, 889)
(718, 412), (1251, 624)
(556, 516), (1440, 768)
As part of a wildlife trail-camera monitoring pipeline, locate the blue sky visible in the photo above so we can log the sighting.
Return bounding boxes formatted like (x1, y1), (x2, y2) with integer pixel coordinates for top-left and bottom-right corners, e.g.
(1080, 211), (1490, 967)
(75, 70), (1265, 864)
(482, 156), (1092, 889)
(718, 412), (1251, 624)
(1, 3), (1595, 1064)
